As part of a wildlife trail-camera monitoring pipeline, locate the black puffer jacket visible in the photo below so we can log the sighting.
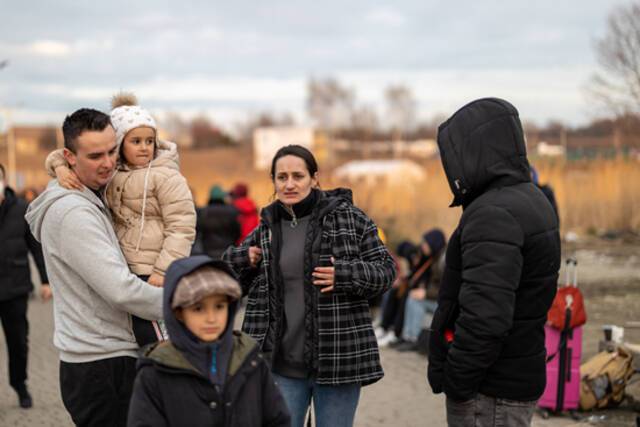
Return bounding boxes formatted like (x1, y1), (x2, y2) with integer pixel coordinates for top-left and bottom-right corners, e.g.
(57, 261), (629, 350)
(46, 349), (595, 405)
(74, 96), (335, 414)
(197, 202), (241, 259)
(0, 187), (48, 301)
(427, 98), (561, 402)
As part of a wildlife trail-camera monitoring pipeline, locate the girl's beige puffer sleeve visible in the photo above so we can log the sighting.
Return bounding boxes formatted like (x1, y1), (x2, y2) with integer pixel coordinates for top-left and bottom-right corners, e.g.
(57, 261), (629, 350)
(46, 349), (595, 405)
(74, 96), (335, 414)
(153, 171), (197, 275)
(44, 149), (68, 177)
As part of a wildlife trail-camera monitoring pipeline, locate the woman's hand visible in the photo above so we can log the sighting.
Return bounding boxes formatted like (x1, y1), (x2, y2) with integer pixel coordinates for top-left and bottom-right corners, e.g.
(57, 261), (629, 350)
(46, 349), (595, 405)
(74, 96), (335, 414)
(313, 257), (335, 293)
(55, 166), (83, 190)
(148, 273), (164, 288)
(248, 246), (263, 267)
(409, 287), (427, 300)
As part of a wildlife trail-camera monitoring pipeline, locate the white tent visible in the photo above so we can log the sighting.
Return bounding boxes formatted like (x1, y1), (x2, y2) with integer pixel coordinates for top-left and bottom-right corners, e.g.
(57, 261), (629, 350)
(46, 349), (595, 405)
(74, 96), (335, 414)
(333, 159), (425, 187)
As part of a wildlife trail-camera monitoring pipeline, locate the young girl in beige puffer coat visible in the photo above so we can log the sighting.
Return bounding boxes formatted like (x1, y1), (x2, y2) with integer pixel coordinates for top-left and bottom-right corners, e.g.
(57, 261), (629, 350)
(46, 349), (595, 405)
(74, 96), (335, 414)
(45, 93), (196, 346)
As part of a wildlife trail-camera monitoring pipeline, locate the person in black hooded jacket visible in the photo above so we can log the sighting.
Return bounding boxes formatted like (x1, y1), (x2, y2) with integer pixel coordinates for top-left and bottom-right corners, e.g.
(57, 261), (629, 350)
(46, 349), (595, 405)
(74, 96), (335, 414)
(427, 98), (561, 427)
(0, 164), (50, 409)
(127, 256), (290, 427)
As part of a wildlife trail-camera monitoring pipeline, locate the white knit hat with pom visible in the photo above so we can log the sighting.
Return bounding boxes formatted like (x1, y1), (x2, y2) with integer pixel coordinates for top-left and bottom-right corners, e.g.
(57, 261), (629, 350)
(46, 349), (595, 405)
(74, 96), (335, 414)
(109, 92), (157, 147)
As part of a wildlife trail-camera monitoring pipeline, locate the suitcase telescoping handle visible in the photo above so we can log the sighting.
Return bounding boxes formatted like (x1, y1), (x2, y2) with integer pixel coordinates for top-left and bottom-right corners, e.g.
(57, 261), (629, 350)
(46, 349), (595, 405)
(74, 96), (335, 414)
(564, 257), (578, 288)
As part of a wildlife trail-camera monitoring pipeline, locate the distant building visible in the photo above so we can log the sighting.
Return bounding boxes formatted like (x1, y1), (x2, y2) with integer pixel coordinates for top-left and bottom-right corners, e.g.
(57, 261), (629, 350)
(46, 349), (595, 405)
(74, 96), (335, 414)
(253, 126), (315, 170)
(536, 141), (565, 157)
(330, 138), (438, 161)
(8, 126), (61, 154)
(333, 159), (425, 187)
(393, 139), (438, 159)
(0, 125), (62, 189)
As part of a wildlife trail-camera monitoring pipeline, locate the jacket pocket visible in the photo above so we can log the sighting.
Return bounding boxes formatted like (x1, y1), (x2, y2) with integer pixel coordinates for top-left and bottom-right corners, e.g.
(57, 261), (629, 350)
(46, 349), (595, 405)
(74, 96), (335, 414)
(430, 300), (457, 340)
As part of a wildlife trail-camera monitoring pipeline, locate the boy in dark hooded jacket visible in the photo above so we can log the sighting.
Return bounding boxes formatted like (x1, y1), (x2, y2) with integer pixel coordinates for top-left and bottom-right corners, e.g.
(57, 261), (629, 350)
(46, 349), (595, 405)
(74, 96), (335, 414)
(128, 256), (290, 427)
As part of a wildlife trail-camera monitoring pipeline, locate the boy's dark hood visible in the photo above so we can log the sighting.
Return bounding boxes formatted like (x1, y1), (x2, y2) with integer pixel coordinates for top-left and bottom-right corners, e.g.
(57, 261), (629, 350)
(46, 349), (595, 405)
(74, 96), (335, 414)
(163, 255), (240, 387)
(437, 98), (531, 207)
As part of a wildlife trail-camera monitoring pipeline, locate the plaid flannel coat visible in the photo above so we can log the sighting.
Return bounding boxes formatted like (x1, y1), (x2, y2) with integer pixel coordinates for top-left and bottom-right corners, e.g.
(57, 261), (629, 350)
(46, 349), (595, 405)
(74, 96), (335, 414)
(223, 189), (395, 386)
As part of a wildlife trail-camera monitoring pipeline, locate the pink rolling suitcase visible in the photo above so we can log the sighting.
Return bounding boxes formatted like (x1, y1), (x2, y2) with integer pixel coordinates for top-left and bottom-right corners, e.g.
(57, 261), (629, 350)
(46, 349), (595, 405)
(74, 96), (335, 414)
(538, 258), (583, 419)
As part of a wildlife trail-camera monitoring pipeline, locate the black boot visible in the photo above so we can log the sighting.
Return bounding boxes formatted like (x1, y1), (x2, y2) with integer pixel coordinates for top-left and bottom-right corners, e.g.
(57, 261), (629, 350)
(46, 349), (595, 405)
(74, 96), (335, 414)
(16, 385), (32, 409)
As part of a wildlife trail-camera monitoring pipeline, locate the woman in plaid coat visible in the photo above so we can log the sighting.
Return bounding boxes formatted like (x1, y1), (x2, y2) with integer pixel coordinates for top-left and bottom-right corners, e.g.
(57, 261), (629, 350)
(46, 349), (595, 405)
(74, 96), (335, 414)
(224, 145), (395, 427)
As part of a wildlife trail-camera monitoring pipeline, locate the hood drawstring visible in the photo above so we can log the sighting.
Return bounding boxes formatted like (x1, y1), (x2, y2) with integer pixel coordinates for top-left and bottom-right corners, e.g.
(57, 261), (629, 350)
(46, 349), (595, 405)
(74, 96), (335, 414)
(135, 161), (153, 252)
(210, 344), (218, 376)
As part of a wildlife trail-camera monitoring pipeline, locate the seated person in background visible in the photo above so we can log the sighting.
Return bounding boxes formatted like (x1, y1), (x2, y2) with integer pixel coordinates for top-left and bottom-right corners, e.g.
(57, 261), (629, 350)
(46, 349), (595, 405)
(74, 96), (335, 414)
(395, 228), (447, 353)
(376, 240), (421, 347)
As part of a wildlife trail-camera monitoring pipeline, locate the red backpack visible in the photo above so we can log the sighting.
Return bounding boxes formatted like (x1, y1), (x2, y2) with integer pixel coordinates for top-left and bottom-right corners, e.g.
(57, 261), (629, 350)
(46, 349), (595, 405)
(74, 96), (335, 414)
(547, 258), (587, 330)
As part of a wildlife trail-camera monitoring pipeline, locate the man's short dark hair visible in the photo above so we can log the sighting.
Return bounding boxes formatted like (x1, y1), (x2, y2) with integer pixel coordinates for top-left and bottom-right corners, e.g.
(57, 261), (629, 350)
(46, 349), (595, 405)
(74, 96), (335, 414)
(62, 108), (112, 153)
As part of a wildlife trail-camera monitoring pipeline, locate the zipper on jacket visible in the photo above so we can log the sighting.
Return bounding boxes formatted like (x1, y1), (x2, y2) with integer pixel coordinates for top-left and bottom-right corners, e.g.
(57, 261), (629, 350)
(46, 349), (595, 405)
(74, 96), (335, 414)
(284, 205), (298, 228)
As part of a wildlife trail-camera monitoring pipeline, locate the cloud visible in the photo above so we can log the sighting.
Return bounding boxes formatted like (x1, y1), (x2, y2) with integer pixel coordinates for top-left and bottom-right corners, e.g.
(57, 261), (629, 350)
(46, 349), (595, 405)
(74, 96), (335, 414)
(0, 0), (616, 128)
(27, 40), (72, 57)
(4, 65), (595, 129)
(365, 6), (406, 27)
(30, 76), (306, 104)
(1, 38), (115, 60)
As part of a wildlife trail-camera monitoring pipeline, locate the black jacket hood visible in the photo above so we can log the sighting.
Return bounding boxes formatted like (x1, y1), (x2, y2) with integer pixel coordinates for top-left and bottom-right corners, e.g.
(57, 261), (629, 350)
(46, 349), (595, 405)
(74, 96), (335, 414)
(162, 255), (240, 387)
(437, 98), (531, 207)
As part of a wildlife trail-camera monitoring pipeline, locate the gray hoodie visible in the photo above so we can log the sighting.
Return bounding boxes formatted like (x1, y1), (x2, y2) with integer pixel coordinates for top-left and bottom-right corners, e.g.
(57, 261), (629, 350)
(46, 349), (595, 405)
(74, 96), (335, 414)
(25, 180), (163, 363)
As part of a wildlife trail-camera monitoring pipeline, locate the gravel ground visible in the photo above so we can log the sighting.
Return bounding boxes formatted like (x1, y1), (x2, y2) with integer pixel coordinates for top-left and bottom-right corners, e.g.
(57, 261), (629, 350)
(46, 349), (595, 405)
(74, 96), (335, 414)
(1, 238), (638, 426)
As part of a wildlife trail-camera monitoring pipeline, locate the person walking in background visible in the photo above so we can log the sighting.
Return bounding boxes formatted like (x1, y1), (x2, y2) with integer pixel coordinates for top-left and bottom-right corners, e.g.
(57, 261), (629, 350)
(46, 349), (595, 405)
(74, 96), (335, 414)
(530, 165), (559, 220)
(0, 164), (50, 409)
(44, 92), (196, 347)
(128, 256), (290, 426)
(395, 228), (446, 353)
(428, 98), (560, 427)
(224, 145), (395, 427)
(230, 182), (259, 244)
(25, 108), (163, 426)
(196, 185), (241, 259)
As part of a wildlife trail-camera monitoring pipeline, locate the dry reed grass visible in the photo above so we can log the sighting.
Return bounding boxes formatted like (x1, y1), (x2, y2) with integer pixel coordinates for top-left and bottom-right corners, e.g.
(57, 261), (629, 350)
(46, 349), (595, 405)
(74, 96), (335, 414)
(4, 147), (639, 248)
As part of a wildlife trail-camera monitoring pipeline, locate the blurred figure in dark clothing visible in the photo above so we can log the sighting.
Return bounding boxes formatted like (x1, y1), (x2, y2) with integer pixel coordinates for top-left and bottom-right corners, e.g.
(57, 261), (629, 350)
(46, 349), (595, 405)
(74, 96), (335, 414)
(530, 166), (559, 220)
(0, 164), (50, 409)
(196, 185), (241, 259)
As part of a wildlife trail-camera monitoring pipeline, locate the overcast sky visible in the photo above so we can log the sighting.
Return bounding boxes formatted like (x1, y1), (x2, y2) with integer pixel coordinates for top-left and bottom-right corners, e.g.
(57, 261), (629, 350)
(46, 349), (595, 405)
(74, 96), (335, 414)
(0, 0), (619, 132)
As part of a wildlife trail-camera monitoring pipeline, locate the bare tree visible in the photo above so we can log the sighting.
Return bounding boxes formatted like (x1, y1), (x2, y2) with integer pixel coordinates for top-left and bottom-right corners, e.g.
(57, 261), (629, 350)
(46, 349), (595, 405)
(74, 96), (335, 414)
(160, 112), (190, 146)
(189, 115), (234, 149)
(385, 84), (416, 140)
(589, 2), (640, 116)
(306, 77), (355, 132)
(349, 105), (380, 140)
